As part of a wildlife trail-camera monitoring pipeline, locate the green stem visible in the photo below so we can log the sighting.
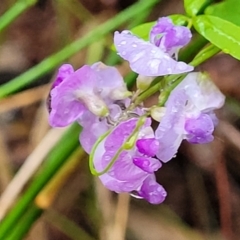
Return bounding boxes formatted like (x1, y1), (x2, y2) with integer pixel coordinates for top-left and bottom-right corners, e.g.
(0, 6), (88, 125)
(0, 0), (159, 99)
(58, 0), (93, 23)
(0, 0), (37, 32)
(134, 80), (162, 106)
(189, 44), (220, 67)
(0, 123), (81, 238)
(6, 204), (43, 240)
(179, 34), (208, 63)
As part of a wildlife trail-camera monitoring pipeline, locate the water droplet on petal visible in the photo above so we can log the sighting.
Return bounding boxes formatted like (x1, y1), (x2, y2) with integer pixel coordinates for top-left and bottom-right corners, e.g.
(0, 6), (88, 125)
(121, 40), (127, 45)
(122, 51), (126, 56)
(132, 43), (137, 48)
(167, 68), (172, 73)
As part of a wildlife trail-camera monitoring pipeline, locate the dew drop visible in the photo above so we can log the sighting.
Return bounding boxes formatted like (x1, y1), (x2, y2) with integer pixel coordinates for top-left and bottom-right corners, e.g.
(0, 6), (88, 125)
(121, 40), (127, 45)
(132, 43), (137, 48)
(167, 68), (172, 73)
(162, 191), (167, 197)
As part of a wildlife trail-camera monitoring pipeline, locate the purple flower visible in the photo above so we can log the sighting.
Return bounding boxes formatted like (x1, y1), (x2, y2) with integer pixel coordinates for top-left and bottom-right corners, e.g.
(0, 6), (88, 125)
(92, 118), (167, 204)
(150, 17), (192, 57)
(155, 72), (225, 162)
(114, 17), (193, 76)
(48, 62), (130, 127)
(78, 102), (126, 154)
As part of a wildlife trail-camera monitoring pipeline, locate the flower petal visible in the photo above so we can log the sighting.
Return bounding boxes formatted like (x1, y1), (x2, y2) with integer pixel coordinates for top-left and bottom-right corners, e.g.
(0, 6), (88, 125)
(138, 175), (167, 204)
(52, 64), (74, 88)
(155, 89), (187, 162)
(175, 72), (225, 112)
(150, 17), (192, 52)
(49, 65), (97, 127)
(136, 138), (159, 157)
(114, 31), (193, 76)
(92, 118), (158, 193)
(185, 113), (214, 144)
(91, 62), (129, 100)
(133, 157), (162, 173)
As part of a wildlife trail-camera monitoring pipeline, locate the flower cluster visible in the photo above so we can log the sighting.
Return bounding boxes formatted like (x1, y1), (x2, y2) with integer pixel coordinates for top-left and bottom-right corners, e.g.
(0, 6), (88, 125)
(48, 17), (225, 204)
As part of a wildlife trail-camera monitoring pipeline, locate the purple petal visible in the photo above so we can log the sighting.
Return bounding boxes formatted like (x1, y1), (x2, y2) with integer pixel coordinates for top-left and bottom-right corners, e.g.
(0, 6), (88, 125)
(155, 89), (187, 162)
(104, 118), (138, 151)
(150, 17), (173, 45)
(52, 64), (74, 88)
(49, 65), (96, 127)
(106, 151), (149, 182)
(185, 113), (214, 144)
(92, 118), (157, 193)
(47, 64), (74, 113)
(78, 111), (110, 153)
(133, 157), (162, 173)
(92, 139), (142, 192)
(91, 62), (128, 100)
(114, 31), (193, 76)
(176, 73), (225, 112)
(80, 121), (109, 154)
(136, 138), (159, 157)
(138, 175), (167, 204)
(162, 27), (191, 52)
(94, 143), (148, 192)
(150, 17), (192, 52)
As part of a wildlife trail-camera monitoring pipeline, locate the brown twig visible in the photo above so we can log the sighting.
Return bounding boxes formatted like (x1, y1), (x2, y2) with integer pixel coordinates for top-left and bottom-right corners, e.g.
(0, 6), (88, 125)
(0, 84), (50, 114)
(214, 133), (233, 240)
(110, 193), (130, 240)
(0, 127), (68, 220)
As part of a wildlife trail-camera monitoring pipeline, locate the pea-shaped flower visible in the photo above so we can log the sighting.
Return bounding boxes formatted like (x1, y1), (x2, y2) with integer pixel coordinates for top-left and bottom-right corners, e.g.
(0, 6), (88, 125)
(48, 62), (131, 127)
(155, 72), (225, 162)
(91, 118), (167, 204)
(114, 17), (193, 76)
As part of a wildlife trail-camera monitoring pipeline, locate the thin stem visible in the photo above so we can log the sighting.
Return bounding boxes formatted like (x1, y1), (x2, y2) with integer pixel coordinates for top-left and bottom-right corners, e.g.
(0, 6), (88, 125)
(35, 148), (85, 209)
(0, 0), (159, 99)
(134, 80), (162, 106)
(179, 34), (208, 63)
(0, 0), (37, 32)
(214, 138), (233, 240)
(6, 204), (43, 240)
(189, 44), (220, 67)
(0, 123), (81, 238)
(58, 0), (93, 22)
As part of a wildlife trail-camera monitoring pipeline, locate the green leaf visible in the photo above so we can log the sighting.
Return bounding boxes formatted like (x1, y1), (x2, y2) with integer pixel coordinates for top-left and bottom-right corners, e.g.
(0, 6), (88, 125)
(205, 0), (240, 26)
(184, 0), (213, 17)
(193, 15), (240, 60)
(130, 22), (154, 41)
(130, 14), (190, 40)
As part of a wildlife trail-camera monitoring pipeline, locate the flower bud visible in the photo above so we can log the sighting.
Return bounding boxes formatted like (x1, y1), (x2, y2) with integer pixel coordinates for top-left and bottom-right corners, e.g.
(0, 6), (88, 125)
(136, 75), (154, 91)
(150, 106), (166, 122)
